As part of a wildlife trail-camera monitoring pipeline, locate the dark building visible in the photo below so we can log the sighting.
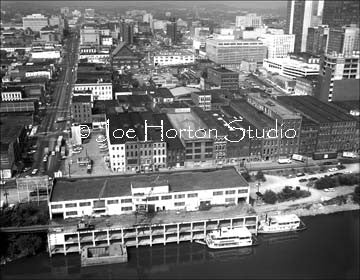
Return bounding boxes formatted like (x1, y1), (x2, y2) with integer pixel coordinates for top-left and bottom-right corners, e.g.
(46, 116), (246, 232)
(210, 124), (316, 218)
(71, 95), (92, 125)
(207, 67), (239, 90)
(166, 22), (177, 44)
(306, 25), (329, 55)
(120, 21), (134, 45)
(322, 1), (360, 29)
(111, 42), (140, 70)
(277, 96), (358, 154)
(0, 122), (27, 178)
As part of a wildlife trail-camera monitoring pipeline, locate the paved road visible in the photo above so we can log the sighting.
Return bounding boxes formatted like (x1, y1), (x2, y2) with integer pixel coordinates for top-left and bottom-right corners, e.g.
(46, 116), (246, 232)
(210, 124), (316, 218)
(32, 30), (79, 177)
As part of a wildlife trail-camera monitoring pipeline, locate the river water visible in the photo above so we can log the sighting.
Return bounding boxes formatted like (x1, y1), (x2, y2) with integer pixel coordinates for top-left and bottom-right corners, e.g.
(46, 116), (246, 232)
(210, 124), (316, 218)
(2, 210), (359, 279)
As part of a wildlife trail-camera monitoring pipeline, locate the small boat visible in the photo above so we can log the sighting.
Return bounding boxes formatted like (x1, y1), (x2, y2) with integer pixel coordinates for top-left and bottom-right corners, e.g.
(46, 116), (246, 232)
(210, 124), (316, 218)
(196, 227), (257, 249)
(258, 214), (306, 234)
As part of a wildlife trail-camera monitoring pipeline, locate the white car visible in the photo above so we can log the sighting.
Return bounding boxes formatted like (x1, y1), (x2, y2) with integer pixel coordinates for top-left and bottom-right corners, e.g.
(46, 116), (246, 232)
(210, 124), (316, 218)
(328, 168), (338, 172)
(328, 188), (336, 192)
(31, 169), (38, 175)
(72, 150), (81, 154)
(323, 188), (330, 192)
(344, 170), (353, 174)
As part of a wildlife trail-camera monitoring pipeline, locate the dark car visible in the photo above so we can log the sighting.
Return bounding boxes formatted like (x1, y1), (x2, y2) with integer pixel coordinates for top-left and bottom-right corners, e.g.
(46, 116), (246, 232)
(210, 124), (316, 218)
(299, 178), (308, 183)
(309, 177), (318, 181)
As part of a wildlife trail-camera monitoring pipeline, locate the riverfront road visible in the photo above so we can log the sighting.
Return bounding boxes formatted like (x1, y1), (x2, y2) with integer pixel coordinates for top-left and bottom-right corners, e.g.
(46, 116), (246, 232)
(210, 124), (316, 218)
(31, 30), (79, 176)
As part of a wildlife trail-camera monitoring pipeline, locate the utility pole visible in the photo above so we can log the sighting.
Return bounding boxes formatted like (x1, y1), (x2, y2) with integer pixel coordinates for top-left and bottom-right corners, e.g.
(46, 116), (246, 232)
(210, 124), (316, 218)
(4, 189), (9, 206)
(68, 162), (71, 178)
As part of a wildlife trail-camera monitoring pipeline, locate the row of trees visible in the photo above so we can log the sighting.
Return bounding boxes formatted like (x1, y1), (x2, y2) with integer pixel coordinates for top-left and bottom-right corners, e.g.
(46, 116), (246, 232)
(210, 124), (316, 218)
(263, 187), (311, 204)
(0, 203), (49, 260)
(241, 170), (266, 182)
(315, 173), (360, 190)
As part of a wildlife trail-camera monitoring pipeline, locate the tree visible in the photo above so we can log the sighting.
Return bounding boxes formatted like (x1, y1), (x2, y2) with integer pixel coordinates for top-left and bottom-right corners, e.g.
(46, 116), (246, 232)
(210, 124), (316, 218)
(354, 186), (360, 204)
(315, 176), (336, 190)
(255, 170), (266, 182)
(241, 172), (251, 182)
(263, 190), (277, 204)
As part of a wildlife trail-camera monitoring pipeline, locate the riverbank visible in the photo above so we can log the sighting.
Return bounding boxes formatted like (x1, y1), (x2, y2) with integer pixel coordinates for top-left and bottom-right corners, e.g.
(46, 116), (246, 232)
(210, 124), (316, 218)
(254, 198), (360, 218)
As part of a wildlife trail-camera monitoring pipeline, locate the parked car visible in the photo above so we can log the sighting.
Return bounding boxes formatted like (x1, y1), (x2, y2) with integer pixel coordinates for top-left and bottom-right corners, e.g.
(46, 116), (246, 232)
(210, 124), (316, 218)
(31, 169), (38, 175)
(296, 172), (305, 177)
(328, 188), (336, 192)
(309, 177), (318, 181)
(299, 178), (307, 183)
(328, 168), (338, 172)
(323, 188), (330, 192)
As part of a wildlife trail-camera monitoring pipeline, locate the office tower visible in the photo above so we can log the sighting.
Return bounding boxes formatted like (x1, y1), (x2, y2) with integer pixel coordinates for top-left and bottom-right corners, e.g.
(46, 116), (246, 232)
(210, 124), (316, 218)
(306, 25), (330, 55)
(317, 52), (360, 102)
(327, 25), (359, 56)
(166, 22), (177, 44)
(322, 1), (360, 28)
(235, 13), (263, 29)
(120, 21), (134, 45)
(286, 0), (324, 52)
(22, 14), (49, 32)
(259, 34), (295, 58)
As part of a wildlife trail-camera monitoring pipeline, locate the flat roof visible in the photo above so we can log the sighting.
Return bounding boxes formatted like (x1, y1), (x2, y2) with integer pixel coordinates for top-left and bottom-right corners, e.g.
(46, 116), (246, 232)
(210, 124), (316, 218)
(276, 96), (356, 123)
(248, 92), (301, 120)
(167, 111), (210, 140)
(50, 168), (248, 202)
(0, 123), (24, 144)
(72, 95), (91, 103)
(209, 67), (236, 73)
(230, 100), (276, 130)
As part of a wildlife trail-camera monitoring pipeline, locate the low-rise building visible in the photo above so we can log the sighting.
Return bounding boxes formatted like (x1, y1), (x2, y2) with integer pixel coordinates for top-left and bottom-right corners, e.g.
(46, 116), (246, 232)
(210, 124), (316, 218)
(111, 42), (140, 70)
(153, 50), (195, 66)
(71, 95), (92, 125)
(294, 76), (319, 96)
(207, 67), (239, 90)
(191, 91), (212, 111)
(48, 168), (250, 219)
(74, 78), (113, 100)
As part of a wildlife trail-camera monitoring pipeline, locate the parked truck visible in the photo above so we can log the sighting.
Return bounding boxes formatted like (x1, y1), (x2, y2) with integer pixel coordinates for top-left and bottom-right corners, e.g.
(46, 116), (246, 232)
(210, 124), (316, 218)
(278, 158), (292, 164)
(342, 151), (357, 158)
(292, 154), (305, 162)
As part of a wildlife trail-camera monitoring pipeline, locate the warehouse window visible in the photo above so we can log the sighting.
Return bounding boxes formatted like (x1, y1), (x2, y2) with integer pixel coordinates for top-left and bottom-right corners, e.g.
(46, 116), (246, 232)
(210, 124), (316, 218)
(213, 191), (223, 196)
(121, 198), (132, 203)
(66, 211), (78, 216)
(225, 190), (236, 195)
(161, 195), (172, 200)
(79, 202), (91, 207)
(121, 206), (132, 211)
(65, 203), (77, 208)
(174, 202), (185, 207)
(174, 194), (185, 199)
(51, 204), (63, 209)
(187, 193), (198, 198)
(107, 199), (119, 205)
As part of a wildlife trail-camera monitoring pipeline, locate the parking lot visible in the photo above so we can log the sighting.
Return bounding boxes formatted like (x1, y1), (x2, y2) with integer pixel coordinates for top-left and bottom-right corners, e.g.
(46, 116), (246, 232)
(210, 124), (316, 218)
(63, 130), (113, 177)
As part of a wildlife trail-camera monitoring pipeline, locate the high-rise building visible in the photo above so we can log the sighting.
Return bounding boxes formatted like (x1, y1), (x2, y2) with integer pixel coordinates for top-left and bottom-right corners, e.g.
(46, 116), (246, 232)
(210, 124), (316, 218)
(259, 33), (295, 58)
(317, 52), (360, 102)
(235, 13), (262, 29)
(205, 39), (267, 69)
(120, 21), (134, 45)
(166, 22), (177, 44)
(22, 14), (48, 32)
(306, 25), (330, 55)
(327, 25), (360, 56)
(286, 0), (324, 52)
(322, 1), (360, 29)
(60, 7), (70, 17)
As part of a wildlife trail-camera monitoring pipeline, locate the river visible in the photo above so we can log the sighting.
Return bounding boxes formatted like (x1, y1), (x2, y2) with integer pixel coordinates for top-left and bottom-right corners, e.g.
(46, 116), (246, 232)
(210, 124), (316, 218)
(1, 210), (359, 279)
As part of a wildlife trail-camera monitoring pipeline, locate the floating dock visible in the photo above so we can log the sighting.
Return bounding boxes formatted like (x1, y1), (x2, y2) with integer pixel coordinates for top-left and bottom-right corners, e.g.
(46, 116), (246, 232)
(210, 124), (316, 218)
(47, 205), (258, 256)
(81, 244), (128, 267)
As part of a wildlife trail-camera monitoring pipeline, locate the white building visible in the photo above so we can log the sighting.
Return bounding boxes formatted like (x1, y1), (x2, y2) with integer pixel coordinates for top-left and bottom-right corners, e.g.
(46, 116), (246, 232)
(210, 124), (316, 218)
(235, 13), (262, 29)
(48, 168), (250, 219)
(101, 36), (113, 46)
(106, 119), (127, 173)
(22, 14), (48, 32)
(153, 51), (195, 66)
(238, 27), (267, 39)
(79, 53), (109, 64)
(31, 50), (61, 60)
(1, 91), (22, 101)
(259, 34), (295, 58)
(263, 57), (319, 79)
(74, 79), (112, 100)
(25, 70), (51, 79)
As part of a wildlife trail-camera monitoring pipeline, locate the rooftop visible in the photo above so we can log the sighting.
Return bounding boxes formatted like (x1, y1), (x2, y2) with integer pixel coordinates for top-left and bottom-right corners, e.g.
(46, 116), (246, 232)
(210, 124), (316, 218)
(72, 95), (92, 103)
(276, 96), (357, 123)
(50, 168), (248, 202)
(248, 92), (301, 120)
(230, 100), (276, 130)
(0, 123), (25, 144)
(209, 67), (236, 73)
(167, 110), (210, 141)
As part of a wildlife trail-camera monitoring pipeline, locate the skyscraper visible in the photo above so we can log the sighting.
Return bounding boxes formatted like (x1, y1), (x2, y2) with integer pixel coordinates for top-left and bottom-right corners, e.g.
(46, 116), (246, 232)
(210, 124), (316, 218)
(322, 1), (360, 29)
(120, 21), (134, 45)
(166, 22), (177, 44)
(327, 25), (360, 56)
(286, 0), (324, 52)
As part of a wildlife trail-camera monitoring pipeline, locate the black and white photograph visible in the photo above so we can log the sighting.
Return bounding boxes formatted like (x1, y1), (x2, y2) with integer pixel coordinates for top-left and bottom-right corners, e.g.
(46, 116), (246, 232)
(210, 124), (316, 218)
(0, 0), (359, 279)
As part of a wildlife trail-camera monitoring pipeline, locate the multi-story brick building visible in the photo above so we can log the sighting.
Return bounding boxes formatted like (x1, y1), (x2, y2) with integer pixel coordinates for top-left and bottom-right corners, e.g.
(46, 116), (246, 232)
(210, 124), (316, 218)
(71, 95), (92, 125)
(207, 67), (239, 90)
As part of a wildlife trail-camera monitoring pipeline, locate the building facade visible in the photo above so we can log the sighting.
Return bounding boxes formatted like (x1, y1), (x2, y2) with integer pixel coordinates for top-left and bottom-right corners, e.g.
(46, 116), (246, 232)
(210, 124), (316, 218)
(153, 51), (195, 66)
(22, 14), (48, 32)
(259, 34), (295, 59)
(71, 95), (92, 125)
(207, 67), (239, 90)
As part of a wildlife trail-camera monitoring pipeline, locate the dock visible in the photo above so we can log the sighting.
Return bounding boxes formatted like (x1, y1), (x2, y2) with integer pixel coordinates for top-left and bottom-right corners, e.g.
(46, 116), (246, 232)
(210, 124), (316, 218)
(81, 244), (128, 267)
(47, 204), (258, 256)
